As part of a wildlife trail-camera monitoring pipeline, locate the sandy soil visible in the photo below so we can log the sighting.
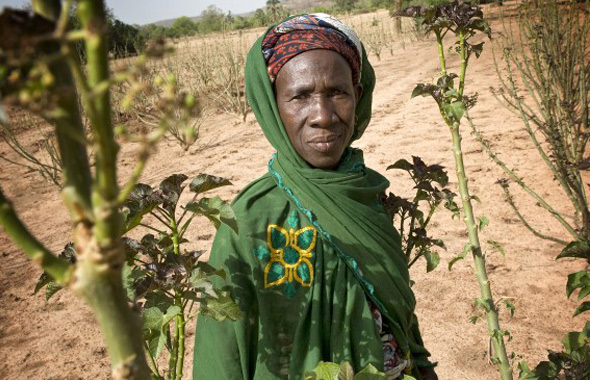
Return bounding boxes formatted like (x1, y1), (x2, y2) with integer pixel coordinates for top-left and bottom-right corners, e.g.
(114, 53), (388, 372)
(0, 16), (586, 380)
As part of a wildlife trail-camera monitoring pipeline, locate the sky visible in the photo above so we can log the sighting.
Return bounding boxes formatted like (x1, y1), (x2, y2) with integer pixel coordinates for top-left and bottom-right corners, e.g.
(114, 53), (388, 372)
(0, 0), (269, 25)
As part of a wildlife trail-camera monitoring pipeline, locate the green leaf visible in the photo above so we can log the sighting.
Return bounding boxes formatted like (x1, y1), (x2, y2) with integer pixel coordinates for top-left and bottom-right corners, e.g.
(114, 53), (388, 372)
(564, 331), (588, 353)
(186, 196), (238, 233)
(34, 272), (52, 295)
(503, 299), (516, 319)
(387, 158), (412, 171)
(578, 284), (590, 300)
(355, 363), (387, 379)
(487, 240), (506, 257)
(401, 376), (417, 380)
(45, 281), (62, 301)
(200, 290), (243, 321)
(424, 250), (440, 272)
(123, 183), (162, 232)
(573, 301), (590, 317)
(477, 215), (489, 231)
(468, 315), (479, 324)
(189, 174), (232, 194)
(448, 243), (473, 270)
(338, 362), (355, 380)
(142, 307), (167, 359)
(474, 297), (492, 313)
(557, 241), (590, 261)
(566, 271), (590, 298)
(305, 361), (340, 380)
(159, 173), (188, 212)
(442, 100), (465, 122)
(470, 195), (481, 203)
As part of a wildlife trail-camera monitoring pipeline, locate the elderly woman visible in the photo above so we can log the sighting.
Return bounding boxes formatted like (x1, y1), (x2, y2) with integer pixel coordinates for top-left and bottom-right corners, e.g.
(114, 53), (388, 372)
(193, 14), (438, 380)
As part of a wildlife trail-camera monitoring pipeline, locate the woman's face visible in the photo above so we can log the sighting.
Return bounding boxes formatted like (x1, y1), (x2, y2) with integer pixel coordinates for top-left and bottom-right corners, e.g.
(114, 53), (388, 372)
(275, 49), (362, 170)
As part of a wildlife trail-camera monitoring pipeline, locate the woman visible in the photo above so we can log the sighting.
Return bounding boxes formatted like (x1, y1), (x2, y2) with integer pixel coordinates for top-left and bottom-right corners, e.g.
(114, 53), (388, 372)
(193, 14), (438, 380)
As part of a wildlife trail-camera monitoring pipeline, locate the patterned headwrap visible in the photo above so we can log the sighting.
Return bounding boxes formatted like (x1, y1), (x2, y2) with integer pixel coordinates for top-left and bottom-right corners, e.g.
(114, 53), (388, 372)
(262, 13), (363, 83)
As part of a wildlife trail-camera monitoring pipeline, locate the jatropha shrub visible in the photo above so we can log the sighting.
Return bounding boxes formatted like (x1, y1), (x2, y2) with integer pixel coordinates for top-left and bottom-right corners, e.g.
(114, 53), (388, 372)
(471, 1), (590, 378)
(35, 173), (242, 379)
(0, 1), (238, 378)
(382, 156), (459, 274)
(399, 2), (514, 379)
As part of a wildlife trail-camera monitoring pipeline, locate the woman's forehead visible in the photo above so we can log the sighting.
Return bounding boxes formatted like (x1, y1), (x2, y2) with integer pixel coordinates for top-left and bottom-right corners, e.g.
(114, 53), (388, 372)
(276, 50), (354, 88)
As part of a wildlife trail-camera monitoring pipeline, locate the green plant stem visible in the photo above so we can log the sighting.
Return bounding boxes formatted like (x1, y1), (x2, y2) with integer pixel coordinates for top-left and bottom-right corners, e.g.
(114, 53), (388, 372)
(175, 313), (186, 379)
(0, 188), (72, 284)
(77, 0), (121, 244)
(435, 31), (447, 76)
(449, 123), (513, 380)
(169, 315), (180, 380)
(73, 256), (150, 379)
(144, 341), (162, 379)
(458, 30), (467, 98)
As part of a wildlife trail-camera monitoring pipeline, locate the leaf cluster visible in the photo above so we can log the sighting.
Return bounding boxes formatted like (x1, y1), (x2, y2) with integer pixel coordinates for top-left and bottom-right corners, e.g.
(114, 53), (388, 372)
(382, 156), (458, 272)
(519, 322), (590, 380)
(304, 361), (393, 380)
(35, 173), (242, 378)
(518, 241), (590, 379)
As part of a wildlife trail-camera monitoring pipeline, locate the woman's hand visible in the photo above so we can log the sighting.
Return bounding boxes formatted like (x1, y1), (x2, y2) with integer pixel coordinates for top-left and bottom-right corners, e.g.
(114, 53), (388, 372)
(418, 366), (439, 380)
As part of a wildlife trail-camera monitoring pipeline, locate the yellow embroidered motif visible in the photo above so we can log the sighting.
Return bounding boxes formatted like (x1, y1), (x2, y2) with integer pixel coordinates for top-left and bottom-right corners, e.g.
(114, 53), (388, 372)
(264, 224), (317, 289)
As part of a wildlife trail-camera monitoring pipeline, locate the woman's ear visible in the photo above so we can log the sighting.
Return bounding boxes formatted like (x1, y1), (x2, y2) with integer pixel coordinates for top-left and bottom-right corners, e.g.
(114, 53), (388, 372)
(354, 83), (363, 106)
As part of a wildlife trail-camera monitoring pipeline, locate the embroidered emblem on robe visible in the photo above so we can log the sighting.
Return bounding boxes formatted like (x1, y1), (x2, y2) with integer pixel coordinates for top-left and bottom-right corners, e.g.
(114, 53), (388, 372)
(253, 210), (317, 298)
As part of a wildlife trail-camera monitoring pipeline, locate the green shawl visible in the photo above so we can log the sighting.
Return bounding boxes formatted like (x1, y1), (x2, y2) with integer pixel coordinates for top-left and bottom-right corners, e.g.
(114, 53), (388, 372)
(193, 21), (431, 380)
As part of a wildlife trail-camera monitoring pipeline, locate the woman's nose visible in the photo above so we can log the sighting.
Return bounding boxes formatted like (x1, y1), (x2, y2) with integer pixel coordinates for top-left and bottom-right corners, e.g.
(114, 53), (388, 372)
(308, 96), (336, 128)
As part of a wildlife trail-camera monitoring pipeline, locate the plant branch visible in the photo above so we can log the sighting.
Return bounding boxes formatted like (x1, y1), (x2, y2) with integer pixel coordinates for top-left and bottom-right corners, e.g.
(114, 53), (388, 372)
(0, 187), (72, 284)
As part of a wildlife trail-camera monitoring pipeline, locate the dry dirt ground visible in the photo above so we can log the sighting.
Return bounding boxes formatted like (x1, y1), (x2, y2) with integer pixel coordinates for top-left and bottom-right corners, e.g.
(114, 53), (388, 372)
(0, 15), (587, 380)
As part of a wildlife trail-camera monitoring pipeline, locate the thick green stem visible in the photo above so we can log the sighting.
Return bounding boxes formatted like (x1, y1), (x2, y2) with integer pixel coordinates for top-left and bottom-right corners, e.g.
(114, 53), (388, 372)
(77, 0), (121, 245)
(73, 253), (150, 379)
(0, 188), (72, 284)
(450, 124), (513, 380)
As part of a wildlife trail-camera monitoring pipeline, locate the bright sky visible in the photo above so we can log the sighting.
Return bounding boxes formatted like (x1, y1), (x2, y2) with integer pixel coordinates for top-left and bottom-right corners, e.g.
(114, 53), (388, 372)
(0, 0), (269, 25)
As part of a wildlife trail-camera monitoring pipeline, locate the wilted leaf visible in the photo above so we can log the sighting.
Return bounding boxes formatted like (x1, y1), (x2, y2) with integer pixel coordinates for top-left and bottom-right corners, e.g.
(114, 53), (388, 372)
(487, 240), (506, 257)
(189, 174), (232, 194)
(502, 299), (516, 319)
(477, 216), (489, 231)
(449, 243), (473, 270)
(186, 196), (238, 233)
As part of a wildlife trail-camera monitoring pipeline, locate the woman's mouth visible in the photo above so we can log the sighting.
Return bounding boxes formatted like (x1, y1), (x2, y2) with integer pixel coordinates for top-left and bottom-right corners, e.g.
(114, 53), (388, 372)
(308, 135), (340, 152)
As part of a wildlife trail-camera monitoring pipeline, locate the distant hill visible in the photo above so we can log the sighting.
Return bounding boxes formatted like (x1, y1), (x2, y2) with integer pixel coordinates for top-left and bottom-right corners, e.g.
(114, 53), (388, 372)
(148, 0), (334, 27)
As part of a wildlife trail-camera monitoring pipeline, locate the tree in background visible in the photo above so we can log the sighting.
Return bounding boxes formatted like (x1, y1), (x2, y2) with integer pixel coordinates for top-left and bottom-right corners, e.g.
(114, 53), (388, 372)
(335, 0), (359, 13)
(198, 5), (225, 34)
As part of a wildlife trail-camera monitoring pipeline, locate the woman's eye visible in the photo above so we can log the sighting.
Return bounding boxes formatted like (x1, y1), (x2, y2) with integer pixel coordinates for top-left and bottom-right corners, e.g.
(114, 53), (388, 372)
(292, 93), (309, 100)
